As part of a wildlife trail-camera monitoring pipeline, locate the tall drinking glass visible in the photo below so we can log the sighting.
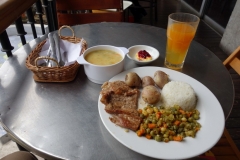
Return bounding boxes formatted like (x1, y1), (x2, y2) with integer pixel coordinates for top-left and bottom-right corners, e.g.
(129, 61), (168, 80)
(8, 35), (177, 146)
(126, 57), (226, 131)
(164, 13), (200, 70)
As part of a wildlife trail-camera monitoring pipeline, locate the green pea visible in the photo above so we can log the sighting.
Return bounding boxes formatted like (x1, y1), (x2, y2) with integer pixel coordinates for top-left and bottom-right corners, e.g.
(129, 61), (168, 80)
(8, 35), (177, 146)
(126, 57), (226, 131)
(179, 123), (185, 128)
(186, 130), (195, 137)
(143, 123), (148, 129)
(146, 128), (150, 134)
(168, 114), (175, 121)
(168, 126), (173, 130)
(144, 119), (149, 124)
(180, 132), (186, 137)
(157, 120), (162, 127)
(191, 123), (196, 128)
(163, 138), (169, 142)
(171, 131), (176, 136)
(147, 117), (153, 122)
(150, 130), (155, 137)
(193, 114), (199, 120)
(166, 122), (171, 127)
(152, 119), (157, 124)
(155, 135), (161, 142)
(142, 110), (148, 116)
(160, 127), (166, 132)
(153, 128), (159, 135)
(147, 108), (154, 114)
(195, 110), (200, 115)
(173, 125), (178, 130)
(177, 128), (183, 133)
(153, 107), (159, 113)
(174, 105), (180, 110)
(188, 117), (193, 122)
(196, 122), (202, 128)
(163, 134), (169, 138)
(185, 124), (192, 129)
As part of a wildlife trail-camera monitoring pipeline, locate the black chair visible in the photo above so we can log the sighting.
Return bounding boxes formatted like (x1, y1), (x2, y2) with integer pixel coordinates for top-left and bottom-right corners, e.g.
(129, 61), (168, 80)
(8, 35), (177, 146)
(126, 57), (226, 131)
(128, 0), (157, 25)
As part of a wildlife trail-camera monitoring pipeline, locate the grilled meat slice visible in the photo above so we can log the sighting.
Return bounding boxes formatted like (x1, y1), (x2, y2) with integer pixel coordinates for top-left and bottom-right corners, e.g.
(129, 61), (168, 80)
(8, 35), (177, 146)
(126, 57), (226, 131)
(109, 114), (141, 131)
(100, 81), (139, 110)
(101, 81), (133, 95)
(105, 93), (139, 109)
(100, 80), (141, 131)
(105, 104), (139, 116)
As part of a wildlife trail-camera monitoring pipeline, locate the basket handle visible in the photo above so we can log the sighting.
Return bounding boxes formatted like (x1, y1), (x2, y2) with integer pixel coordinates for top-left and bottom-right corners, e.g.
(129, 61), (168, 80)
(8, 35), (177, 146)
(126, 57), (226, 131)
(58, 25), (75, 38)
(35, 56), (60, 68)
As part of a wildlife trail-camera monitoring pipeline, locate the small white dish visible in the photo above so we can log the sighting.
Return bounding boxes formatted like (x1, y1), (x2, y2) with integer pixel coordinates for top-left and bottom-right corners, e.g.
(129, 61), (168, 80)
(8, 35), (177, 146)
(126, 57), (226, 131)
(127, 45), (159, 65)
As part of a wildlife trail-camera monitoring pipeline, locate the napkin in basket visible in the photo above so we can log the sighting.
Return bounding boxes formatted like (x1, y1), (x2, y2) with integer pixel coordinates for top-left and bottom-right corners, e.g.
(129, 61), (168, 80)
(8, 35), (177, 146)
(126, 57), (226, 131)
(37, 33), (83, 67)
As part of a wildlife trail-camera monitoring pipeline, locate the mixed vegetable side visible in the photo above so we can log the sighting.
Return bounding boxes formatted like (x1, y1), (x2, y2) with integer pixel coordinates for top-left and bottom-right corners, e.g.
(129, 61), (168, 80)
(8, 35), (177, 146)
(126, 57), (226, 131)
(136, 105), (201, 142)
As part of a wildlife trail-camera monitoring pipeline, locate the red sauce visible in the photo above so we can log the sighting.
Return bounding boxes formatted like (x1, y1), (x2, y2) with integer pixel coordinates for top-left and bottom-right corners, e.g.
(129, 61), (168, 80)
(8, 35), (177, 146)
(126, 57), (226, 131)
(138, 50), (151, 59)
(136, 50), (152, 61)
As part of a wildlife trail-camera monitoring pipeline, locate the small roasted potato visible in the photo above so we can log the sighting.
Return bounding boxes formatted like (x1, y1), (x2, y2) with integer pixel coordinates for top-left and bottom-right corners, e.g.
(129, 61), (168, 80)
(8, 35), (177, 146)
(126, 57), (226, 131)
(154, 71), (169, 89)
(142, 76), (155, 88)
(141, 85), (161, 104)
(125, 72), (142, 87)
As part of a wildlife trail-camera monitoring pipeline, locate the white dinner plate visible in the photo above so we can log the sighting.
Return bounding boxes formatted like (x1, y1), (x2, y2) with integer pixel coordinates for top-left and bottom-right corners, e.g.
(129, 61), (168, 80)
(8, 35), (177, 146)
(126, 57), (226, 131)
(98, 67), (225, 160)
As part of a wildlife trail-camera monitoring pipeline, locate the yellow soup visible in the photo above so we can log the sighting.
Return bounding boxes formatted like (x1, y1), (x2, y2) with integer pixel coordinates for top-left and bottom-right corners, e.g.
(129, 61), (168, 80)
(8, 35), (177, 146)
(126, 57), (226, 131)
(85, 50), (122, 65)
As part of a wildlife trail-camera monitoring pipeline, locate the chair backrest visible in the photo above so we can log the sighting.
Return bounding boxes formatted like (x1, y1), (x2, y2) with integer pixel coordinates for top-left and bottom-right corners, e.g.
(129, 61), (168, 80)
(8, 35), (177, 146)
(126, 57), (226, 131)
(55, 0), (123, 28)
(223, 46), (240, 75)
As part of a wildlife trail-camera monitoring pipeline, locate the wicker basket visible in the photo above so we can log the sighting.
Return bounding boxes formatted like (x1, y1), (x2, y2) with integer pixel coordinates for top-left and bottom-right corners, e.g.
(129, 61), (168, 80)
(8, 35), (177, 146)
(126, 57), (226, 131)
(26, 25), (87, 82)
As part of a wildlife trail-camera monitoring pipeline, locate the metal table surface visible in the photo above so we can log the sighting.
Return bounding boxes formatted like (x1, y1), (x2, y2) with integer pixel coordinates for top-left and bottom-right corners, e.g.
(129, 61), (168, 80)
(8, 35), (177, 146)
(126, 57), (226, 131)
(0, 22), (234, 160)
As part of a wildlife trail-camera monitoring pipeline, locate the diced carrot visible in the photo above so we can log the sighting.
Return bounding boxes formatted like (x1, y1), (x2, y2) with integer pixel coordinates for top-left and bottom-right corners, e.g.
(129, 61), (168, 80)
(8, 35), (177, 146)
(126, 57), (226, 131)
(186, 111), (193, 118)
(140, 128), (145, 134)
(174, 120), (181, 126)
(169, 130), (175, 136)
(148, 123), (156, 129)
(145, 134), (152, 139)
(179, 109), (185, 114)
(136, 129), (145, 137)
(163, 123), (167, 128)
(163, 138), (169, 143)
(156, 112), (161, 119)
(138, 109), (142, 114)
(173, 136), (183, 141)
(195, 127), (200, 132)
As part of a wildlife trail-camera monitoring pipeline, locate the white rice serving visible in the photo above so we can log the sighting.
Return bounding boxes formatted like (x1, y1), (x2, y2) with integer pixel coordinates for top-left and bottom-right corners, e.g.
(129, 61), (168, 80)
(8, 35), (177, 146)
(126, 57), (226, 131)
(161, 81), (197, 111)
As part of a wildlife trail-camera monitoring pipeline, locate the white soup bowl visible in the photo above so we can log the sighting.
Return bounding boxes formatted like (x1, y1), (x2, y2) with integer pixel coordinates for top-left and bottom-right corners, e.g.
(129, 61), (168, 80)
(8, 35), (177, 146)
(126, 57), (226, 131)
(77, 45), (128, 84)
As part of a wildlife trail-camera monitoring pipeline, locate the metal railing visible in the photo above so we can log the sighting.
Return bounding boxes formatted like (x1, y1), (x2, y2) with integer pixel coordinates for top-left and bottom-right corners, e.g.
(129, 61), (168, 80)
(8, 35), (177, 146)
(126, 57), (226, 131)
(0, 0), (58, 57)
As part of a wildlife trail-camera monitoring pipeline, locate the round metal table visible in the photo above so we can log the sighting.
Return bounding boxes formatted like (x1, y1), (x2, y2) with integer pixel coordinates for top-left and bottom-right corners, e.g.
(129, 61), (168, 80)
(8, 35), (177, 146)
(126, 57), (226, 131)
(0, 22), (234, 160)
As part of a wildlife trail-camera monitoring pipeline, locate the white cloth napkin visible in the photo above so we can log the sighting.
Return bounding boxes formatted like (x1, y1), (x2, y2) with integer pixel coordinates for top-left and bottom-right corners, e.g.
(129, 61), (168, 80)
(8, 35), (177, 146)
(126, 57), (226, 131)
(38, 38), (82, 66)
(59, 39), (82, 66)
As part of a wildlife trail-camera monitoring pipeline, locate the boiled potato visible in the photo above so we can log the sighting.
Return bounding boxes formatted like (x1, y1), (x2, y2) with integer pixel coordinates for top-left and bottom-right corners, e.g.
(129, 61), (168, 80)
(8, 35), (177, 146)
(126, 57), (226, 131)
(125, 72), (142, 87)
(142, 76), (155, 88)
(141, 85), (161, 104)
(154, 71), (169, 89)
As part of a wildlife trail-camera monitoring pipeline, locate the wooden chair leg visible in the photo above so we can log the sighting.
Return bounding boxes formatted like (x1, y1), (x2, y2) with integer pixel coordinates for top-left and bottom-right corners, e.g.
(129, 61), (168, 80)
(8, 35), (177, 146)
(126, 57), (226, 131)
(223, 128), (240, 159)
(197, 128), (240, 159)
